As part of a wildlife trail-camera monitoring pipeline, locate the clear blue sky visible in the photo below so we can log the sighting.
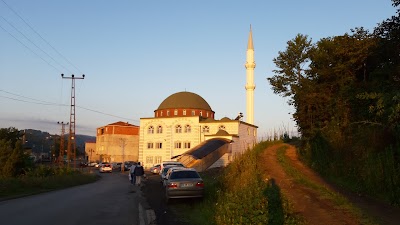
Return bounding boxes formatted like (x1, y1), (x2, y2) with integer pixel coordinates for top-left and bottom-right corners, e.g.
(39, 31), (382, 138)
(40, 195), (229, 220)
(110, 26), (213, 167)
(0, 0), (396, 138)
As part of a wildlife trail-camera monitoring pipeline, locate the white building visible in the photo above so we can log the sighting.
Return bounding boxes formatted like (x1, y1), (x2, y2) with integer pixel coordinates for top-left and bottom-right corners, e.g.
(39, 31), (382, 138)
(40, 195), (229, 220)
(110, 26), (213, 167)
(138, 27), (258, 169)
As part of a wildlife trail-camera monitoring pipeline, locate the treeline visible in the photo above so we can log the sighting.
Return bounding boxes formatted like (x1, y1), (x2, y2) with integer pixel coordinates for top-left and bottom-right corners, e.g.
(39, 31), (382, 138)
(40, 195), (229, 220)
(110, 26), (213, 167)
(0, 127), (34, 177)
(268, 1), (400, 204)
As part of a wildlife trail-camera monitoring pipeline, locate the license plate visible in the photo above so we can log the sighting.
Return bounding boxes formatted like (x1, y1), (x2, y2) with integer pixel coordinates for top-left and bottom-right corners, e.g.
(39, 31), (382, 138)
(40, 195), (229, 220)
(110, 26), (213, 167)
(181, 183), (193, 187)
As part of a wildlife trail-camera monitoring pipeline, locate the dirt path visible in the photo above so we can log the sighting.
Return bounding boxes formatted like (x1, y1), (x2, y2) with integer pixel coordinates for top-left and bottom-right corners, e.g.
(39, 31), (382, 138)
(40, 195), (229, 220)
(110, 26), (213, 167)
(260, 143), (400, 225)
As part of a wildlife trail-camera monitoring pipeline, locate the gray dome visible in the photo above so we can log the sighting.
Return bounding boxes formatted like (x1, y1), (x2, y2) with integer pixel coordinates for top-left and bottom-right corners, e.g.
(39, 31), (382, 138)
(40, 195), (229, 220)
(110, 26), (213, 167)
(158, 91), (212, 111)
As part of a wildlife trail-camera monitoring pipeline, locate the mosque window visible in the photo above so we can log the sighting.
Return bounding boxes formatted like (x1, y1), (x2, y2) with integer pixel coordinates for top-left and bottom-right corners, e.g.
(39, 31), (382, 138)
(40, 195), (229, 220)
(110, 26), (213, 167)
(191, 110), (195, 116)
(148, 126), (154, 134)
(219, 125), (226, 131)
(157, 126), (163, 134)
(203, 126), (210, 133)
(175, 141), (182, 149)
(199, 111), (203, 117)
(146, 156), (153, 164)
(167, 110), (170, 116)
(160, 111), (163, 116)
(183, 110), (186, 116)
(185, 125), (191, 133)
(156, 142), (163, 149)
(184, 142), (191, 148)
(174, 109), (178, 116)
(147, 142), (154, 149)
(206, 112), (209, 117)
(175, 125), (182, 133)
(155, 156), (162, 164)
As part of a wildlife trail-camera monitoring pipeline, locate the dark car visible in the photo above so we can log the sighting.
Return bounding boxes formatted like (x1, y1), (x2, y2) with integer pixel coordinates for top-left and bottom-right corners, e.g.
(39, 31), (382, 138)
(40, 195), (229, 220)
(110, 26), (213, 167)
(124, 161), (136, 171)
(164, 168), (204, 203)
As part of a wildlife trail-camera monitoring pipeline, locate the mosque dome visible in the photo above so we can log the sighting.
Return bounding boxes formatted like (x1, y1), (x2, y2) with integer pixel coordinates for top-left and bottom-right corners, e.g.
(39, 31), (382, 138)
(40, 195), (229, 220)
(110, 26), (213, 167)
(154, 91), (214, 119)
(158, 92), (212, 111)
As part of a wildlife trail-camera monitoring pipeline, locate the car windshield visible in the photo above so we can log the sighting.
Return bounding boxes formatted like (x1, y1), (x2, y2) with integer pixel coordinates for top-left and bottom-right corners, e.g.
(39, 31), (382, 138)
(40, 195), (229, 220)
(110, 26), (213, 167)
(170, 171), (200, 179)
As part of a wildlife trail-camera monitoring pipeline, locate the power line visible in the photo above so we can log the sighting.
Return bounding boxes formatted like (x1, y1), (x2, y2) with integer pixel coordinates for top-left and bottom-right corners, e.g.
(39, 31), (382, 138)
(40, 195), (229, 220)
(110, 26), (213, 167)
(0, 89), (139, 123)
(1, 0), (82, 74)
(0, 22), (62, 73)
(0, 15), (73, 74)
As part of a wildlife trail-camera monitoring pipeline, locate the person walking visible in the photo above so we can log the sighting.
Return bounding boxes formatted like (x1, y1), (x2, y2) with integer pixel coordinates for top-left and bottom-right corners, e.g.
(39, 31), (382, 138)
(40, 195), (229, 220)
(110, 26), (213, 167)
(129, 163), (137, 185)
(134, 162), (145, 186)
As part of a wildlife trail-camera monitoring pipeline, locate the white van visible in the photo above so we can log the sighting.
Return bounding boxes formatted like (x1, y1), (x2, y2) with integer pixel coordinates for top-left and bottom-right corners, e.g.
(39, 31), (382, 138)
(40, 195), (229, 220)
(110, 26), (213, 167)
(159, 161), (184, 175)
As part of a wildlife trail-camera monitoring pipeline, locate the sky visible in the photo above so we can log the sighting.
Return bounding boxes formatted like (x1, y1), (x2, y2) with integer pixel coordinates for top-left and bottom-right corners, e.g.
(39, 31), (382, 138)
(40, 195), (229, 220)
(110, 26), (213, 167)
(0, 0), (397, 138)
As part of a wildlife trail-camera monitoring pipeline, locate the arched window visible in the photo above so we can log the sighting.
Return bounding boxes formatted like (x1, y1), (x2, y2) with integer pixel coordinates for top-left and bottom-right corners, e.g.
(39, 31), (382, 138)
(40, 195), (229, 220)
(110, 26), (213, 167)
(185, 125), (191, 133)
(157, 125), (163, 134)
(191, 110), (195, 116)
(202, 126), (210, 133)
(174, 109), (178, 116)
(199, 111), (203, 117)
(148, 126), (154, 134)
(167, 110), (170, 116)
(219, 125), (226, 131)
(183, 110), (186, 116)
(175, 125), (182, 133)
(160, 111), (163, 116)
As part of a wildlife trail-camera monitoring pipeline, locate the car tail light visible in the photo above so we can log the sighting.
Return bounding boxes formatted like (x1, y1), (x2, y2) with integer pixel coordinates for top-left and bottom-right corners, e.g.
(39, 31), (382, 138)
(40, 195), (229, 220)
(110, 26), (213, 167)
(196, 181), (204, 187)
(167, 183), (178, 188)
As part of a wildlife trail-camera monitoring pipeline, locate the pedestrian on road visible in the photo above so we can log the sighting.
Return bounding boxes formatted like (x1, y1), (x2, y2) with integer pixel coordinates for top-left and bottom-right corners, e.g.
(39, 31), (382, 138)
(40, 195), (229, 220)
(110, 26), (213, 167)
(134, 162), (145, 186)
(129, 163), (137, 185)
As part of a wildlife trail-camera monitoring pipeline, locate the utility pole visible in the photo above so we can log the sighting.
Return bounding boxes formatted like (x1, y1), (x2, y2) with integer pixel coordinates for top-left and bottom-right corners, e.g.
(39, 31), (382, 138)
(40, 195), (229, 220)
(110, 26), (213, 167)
(57, 121), (68, 166)
(119, 138), (127, 173)
(61, 74), (85, 168)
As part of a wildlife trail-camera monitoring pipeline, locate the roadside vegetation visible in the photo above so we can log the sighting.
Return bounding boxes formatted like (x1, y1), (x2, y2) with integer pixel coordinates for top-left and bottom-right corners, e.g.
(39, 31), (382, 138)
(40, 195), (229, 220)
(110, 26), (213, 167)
(276, 145), (377, 225)
(0, 127), (98, 200)
(178, 141), (304, 225)
(268, 0), (400, 206)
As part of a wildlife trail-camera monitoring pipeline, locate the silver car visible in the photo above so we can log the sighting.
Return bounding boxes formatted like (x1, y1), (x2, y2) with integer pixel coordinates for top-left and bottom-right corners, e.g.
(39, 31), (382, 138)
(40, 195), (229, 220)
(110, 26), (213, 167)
(164, 168), (204, 203)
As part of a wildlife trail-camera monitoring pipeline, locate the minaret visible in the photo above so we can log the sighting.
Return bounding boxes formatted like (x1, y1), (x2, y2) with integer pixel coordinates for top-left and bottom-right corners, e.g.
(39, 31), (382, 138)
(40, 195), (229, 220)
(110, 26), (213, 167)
(245, 25), (256, 124)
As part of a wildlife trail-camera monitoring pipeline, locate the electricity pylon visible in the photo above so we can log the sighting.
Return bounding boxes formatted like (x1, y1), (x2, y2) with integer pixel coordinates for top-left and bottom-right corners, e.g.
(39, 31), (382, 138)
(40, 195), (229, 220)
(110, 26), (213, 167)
(57, 121), (68, 166)
(61, 74), (85, 168)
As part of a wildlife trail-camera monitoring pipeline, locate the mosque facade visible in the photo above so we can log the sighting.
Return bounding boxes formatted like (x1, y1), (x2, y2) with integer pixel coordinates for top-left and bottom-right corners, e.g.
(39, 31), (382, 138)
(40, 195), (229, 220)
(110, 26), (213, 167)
(138, 27), (257, 169)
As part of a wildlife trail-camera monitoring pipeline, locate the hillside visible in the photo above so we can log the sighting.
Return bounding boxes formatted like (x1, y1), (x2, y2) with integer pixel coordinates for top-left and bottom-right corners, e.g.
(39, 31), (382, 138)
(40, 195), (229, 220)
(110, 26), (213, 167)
(262, 143), (400, 225)
(23, 129), (95, 154)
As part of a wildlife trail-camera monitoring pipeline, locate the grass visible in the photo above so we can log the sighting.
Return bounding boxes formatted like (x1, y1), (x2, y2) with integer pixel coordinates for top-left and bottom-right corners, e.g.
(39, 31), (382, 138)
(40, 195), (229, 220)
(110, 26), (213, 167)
(0, 172), (99, 200)
(276, 145), (378, 225)
(177, 141), (304, 225)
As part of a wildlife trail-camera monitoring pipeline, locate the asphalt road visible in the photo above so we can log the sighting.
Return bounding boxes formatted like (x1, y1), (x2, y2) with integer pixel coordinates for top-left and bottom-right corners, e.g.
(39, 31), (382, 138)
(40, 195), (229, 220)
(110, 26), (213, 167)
(0, 171), (145, 225)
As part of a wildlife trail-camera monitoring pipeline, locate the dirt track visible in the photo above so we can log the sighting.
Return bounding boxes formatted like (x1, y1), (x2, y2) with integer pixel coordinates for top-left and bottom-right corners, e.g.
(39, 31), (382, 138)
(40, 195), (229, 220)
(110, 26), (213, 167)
(261, 143), (400, 225)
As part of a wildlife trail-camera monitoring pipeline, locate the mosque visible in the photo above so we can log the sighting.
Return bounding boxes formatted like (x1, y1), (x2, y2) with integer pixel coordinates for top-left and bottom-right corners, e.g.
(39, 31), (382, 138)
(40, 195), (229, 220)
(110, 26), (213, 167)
(89, 27), (258, 170)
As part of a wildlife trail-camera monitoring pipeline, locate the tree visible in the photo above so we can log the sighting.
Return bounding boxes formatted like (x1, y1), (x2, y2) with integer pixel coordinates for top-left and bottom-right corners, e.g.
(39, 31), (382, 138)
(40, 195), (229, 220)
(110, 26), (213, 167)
(0, 127), (32, 177)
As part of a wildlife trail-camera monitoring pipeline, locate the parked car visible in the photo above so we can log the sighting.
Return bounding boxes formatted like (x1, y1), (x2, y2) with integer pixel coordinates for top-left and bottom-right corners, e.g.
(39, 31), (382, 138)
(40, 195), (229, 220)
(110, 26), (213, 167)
(164, 168), (204, 202)
(99, 163), (112, 173)
(88, 162), (98, 167)
(162, 166), (185, 186)
(160, 165), (185, 183)
(150, 164), (161, 174)
(112, 162), (122, 171)
(97, 162), (110, 169)
(159, 161), (184, 174)
(124, 161), (136, 171)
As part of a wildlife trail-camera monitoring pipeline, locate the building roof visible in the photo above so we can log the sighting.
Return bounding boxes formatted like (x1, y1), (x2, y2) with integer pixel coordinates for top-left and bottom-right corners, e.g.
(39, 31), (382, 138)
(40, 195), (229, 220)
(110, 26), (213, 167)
(157, 91), (212, 111)
(107, 121), (138, 127)
(182, 138), (232, 159)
